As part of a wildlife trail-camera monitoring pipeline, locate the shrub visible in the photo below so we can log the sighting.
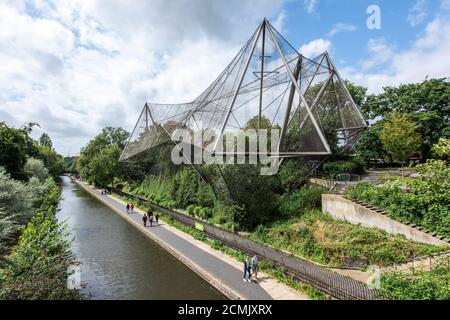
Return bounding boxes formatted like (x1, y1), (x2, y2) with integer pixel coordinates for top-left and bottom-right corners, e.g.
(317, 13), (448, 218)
(198, 207), (212, 220)
(24, 158), (49, 181)
(322, 158), (365, 177)
(279, 187), (324, 216)
(193, 206), (202, 217)
(380, 260), (450, 300)
(346, 161), (450, 237)
(186, 204), (196, 217)
(0, 180), (83, 299)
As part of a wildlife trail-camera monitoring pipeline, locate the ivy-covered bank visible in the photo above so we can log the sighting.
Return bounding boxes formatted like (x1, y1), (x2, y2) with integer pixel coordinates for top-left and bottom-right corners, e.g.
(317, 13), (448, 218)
(0, 173), (82, 299)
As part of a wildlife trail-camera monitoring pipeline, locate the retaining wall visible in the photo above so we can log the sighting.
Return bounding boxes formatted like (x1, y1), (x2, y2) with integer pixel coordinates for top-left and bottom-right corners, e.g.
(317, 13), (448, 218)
(322, 194), (449, 246)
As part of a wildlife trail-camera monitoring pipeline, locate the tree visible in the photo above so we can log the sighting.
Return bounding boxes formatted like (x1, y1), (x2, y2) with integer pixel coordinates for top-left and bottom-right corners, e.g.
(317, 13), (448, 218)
(0, 123), (28, 180)
(431, 138), (450, 161)
(85, 146), (122, 187)
(344, 80), (368, 110)
(38, 133), (53, 149)
(355, 122), (386, 163)
(24, 158), (49, 181)
(363, 78), (450, 159)
(77, 127), (129, 186)
(380, 112), (422, 175)
(35, 144), (65, 178)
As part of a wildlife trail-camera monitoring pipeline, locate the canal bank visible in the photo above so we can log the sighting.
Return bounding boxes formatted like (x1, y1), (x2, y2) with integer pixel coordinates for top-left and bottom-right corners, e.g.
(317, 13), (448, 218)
(59, 176), (224, 299)
(73, 178), (308, 300)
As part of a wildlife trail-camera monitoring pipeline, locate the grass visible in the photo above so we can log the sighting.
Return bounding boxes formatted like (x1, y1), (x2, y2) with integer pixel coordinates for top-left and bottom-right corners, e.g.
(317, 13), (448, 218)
(248, 210), (448, 268)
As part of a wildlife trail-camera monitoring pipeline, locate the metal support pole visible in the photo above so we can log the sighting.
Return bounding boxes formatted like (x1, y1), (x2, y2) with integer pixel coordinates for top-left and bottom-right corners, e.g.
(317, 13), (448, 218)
(277, 56), (302, 153)
(212, 20), (264, 153)
(266, 22), (331, 154)
(324, 52), (367, 128)
(258, 21), (266, 130)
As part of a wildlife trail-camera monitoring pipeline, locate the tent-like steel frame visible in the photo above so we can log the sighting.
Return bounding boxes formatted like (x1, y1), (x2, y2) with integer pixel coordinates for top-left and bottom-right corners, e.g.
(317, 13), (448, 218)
(120, 19), (367, 170)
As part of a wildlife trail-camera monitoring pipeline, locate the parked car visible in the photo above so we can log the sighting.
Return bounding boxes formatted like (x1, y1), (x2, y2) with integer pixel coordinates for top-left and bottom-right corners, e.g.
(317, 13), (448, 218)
(369, 158), (385, 167)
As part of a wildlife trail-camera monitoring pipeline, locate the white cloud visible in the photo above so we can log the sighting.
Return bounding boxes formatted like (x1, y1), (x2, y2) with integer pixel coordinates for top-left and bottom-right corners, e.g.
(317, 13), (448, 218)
(304, 0), (319, 14)
(299, 38), (331, 58)
(341, 16), (450, 93)
(407, 0), (428, 26)
(0, 0), (288, 154)
(328, 23), (357, 37)
(360, 38), (395, 70)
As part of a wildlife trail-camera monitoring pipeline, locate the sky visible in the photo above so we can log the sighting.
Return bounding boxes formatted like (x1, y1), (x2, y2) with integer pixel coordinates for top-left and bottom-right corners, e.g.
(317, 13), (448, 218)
(1, 0), (450, 155)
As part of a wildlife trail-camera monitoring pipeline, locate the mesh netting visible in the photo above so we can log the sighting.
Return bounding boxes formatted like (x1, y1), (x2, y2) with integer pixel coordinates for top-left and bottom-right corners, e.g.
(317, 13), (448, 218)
(120, 19), (366, 162)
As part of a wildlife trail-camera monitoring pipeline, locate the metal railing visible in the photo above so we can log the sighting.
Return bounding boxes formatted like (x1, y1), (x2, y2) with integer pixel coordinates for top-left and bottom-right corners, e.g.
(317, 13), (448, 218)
(111, 187), (380, 300)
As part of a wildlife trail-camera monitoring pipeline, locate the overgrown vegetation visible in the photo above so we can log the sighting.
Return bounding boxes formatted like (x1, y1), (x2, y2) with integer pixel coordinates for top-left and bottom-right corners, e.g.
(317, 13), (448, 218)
(0, 179), (83, 299)
(380, 260), (450, 300)
(249, 210), (445, 268)
(0, 124), (81, 299)
(346, 160), (450, 238)
(321, 157), (366, 177)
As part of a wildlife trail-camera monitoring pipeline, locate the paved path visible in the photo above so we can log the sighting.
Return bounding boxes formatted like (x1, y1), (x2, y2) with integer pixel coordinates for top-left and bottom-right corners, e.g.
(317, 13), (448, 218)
(74, 180), (308, 300)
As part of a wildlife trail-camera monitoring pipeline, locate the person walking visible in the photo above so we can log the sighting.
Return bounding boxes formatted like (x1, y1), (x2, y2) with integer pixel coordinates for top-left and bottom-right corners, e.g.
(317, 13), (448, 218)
(252, 255), (258, 280)
(149, 213), (153, 227)
(130, 203), (134, 213)
(142, 214), (147, 227)
(126, 203), (130, 214)
(243, 256), (252, 282)
(155, 212), (159, 225)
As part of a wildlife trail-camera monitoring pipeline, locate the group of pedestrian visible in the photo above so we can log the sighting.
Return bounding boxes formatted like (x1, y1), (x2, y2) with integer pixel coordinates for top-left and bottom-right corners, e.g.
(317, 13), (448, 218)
(126, 203), (135, 214)
(142, 207), (159, 227)
(243, 255), (258, 282)
(100, 189), (107, 195)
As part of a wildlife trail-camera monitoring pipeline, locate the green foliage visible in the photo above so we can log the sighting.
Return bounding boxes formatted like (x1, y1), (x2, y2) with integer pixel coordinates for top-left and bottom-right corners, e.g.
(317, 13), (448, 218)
(363, 78), (450, 159)
(355, 124), (386, 163)
(380, 112), (422, 167)
(248, 210), (445, 267)
(278, 159), (308, 192)
(279, 187), (324, 217)
(380, 260), (450, 300)
(363, 78), (450, 121)
(0, 181), (83, 299)
(431, 138), (450, 161)
(34, 144), (65, 178)
(77, 127), (129, 187)
(221, 164), (279, 230)
(346, 161), (450, 237)
(24, 158), (49, 181)
(0, 123), (28, 180)
(64, 156), (78, 172)
(38, 133), (53, 149)
(322, 158), (365, 177)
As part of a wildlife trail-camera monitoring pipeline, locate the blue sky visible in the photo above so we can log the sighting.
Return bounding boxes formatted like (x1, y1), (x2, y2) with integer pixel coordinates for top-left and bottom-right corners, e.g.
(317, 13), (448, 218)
(282, 0), (448, 74)
(0, 0), (449, 155)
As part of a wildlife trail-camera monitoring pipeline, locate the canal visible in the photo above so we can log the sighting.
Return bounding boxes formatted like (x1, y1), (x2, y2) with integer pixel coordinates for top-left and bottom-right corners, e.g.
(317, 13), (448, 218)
(57, 176), (225, 300)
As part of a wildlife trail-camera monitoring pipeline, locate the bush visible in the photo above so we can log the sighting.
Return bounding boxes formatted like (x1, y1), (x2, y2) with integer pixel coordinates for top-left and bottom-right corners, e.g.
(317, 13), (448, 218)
(186, 204), (196, 217)
(198, 207), (212, 220)
(193, 206), (202, 217)
(278, 159), (308, 192)
(0, 180), (83, 299)
(279, 187), (324, 216)
(24, 158), (49, 181)
(380, 260), (450, 300)
(346, 161), (450, 237)
(322, 158), (365, 177)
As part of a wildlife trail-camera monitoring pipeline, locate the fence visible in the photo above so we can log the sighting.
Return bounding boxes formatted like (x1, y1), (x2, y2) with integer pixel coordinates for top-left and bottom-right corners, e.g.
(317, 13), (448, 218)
(111, 187), (380, 300)
(383, 250), (450, 273)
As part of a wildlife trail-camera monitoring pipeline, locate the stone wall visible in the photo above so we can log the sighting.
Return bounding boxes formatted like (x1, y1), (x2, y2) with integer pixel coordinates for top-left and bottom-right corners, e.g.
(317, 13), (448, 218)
(322, 194), (449, 246)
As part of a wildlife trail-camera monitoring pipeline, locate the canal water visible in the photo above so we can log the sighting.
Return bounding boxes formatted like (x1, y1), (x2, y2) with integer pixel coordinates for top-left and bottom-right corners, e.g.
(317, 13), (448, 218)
(58, 176), (225, 300)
